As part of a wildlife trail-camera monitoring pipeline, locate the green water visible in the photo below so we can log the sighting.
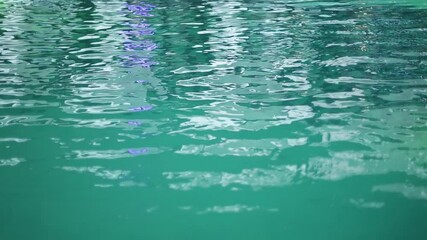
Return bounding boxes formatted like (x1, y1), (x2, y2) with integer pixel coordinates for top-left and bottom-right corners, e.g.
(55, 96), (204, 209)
(1, 0), (427, 239)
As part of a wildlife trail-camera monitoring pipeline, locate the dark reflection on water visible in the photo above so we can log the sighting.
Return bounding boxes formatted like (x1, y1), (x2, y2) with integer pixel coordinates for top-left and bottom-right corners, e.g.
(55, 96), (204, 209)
(1, 0), (427, 239)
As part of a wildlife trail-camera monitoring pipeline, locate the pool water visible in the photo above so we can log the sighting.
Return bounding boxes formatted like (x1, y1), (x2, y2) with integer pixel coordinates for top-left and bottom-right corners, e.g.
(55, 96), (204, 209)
(1, 0), (427, 239)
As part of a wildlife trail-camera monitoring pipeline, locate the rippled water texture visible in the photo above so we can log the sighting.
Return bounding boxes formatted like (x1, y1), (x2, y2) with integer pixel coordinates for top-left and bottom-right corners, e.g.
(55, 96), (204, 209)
(1, 0), (427, 239)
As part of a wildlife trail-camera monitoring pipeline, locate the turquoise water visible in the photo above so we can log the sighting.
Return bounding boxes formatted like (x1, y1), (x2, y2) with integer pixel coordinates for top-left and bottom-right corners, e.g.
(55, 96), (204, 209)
(1, 0), (427, 239)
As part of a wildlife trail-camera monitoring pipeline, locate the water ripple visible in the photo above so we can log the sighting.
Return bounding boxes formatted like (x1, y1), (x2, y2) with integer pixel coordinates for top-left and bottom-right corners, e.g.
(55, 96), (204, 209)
(0, 0), (427, 209)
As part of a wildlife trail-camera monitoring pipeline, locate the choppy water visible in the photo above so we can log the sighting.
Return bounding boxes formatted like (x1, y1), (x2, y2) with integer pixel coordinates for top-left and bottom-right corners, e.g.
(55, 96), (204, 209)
(1, 0), (427, 239)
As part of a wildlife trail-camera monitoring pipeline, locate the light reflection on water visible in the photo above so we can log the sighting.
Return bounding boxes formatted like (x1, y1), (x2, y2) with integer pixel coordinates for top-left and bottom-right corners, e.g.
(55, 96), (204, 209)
(1, 0), (427, 239)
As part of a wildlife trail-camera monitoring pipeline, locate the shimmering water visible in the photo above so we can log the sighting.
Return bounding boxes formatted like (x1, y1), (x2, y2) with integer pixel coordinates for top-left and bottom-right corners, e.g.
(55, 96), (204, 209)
(1, 0), (427, 239)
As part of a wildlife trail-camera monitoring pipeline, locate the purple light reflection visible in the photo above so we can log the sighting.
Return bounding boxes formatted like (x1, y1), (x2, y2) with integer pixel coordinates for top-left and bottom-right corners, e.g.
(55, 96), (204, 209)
(127, 121), (143, 126)
(127, 148), (149, 155)
(120, 2), (158, 68)
(124, 41), (157, 51)
(126, 3), (155, 17)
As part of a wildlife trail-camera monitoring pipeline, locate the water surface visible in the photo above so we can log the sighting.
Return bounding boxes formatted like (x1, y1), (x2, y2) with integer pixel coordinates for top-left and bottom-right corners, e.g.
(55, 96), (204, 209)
(1, 0), (427, 239)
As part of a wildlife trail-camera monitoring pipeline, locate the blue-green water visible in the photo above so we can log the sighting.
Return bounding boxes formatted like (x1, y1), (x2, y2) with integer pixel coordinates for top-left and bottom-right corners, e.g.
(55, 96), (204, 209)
(1, 0), (427, 239)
